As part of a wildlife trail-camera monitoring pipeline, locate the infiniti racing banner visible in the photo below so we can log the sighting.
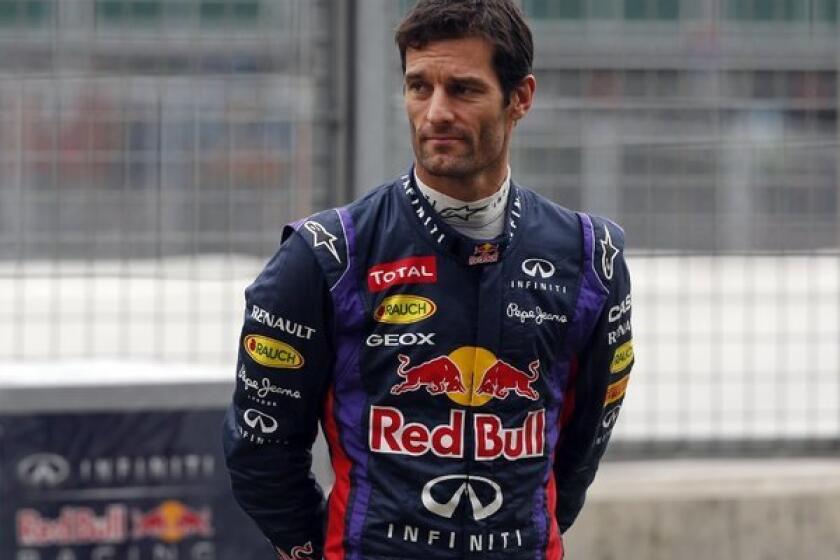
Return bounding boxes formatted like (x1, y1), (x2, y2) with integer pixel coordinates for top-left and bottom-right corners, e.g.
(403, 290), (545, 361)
(0, 410), (273, 560)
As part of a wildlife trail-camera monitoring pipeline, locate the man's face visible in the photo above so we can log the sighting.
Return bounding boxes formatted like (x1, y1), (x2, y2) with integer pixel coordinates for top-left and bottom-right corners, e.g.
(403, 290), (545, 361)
(404, 36), (519, 185)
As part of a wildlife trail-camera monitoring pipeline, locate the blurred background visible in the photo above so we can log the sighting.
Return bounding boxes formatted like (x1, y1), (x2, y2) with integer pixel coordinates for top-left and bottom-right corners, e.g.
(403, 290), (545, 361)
(0, 1), (838, 559)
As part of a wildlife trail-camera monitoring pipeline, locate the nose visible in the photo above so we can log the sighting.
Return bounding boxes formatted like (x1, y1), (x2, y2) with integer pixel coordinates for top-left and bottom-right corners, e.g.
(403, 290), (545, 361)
(426, 87), (454, 127)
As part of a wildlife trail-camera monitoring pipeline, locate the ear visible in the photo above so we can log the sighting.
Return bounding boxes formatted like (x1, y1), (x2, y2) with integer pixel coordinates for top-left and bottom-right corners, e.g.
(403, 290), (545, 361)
(509, 74), (536, 122)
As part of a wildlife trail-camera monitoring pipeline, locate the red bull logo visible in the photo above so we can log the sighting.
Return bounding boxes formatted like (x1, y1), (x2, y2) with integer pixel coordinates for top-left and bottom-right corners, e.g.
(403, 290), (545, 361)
(369, 406), (544, 461)
(132, 500), (213, 544)
(391, 354), (467, 396)
(476, 359), (540, 401)
(390, 347), (540, 405)
(468, 242), (499, 265)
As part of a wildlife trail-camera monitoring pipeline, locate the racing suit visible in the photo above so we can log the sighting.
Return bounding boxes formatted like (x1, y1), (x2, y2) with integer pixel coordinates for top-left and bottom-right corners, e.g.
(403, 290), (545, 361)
(223, 169), (634, 560)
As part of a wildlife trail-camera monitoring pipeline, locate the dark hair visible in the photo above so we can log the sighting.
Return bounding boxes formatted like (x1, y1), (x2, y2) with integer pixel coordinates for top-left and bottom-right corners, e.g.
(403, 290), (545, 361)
(395, 0), (534, 104)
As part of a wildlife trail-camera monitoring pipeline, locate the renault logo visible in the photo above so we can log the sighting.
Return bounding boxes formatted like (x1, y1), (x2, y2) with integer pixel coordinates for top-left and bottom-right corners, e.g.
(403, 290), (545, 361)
(17, 454), (70, 488)
(421, 475), (503, 521)
(521, 258), (555, 279)
(243, 409), (279, 434)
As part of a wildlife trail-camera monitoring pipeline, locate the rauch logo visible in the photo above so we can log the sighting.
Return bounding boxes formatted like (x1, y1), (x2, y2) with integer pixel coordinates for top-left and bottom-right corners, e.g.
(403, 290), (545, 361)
(244, 335), (304, 369)
(374, 295), (436, 324)
(609, 340), (634, 374)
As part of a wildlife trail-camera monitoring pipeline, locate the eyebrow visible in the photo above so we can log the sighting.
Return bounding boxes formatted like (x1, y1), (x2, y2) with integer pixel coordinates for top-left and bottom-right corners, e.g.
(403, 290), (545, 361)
(404, 72), (489, 88)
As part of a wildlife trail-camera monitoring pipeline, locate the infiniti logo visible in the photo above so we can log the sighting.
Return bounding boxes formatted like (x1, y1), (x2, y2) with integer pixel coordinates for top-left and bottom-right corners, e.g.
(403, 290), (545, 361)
(17, 454), (70, 488)
(602, 405), (621, 430)
(421, 475), (503, 521)
(521, 258), (555, 279)
(243, 409), (279, 434)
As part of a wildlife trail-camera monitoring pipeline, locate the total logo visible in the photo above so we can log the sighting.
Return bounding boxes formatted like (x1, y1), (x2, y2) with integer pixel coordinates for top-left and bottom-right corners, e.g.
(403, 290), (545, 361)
(244, 334), (304, 369)
(368, 256), (437, 292)
(390, 347), (540, 405)
(374, 295), (436, 324)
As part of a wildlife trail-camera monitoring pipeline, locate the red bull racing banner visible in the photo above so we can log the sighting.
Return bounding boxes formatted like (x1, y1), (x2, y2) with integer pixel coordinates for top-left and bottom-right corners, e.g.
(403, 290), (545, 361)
(0, 410), (273, 560)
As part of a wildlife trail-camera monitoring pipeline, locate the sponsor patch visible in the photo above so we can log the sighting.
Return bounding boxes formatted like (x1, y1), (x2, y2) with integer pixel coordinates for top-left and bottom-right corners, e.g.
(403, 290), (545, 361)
(368, 256), (437, 292)
(608, 294), (632, 323)
(369, 406), (544, 461)
(374, 295), (436, 324)
(609, 340), (634, 374)
(468, 243), (499, 266)
(250, 305), (316, 339)
(275, 541), (315, 560)
(506, 302), (567, 326)
(607, 319), (631, 345)
(366, 332), (435, 347)
(605, 376), (629, 405)
(521, 258), (555, 278)
(389, 347), (540, 405)
(244, 334), (304, 369)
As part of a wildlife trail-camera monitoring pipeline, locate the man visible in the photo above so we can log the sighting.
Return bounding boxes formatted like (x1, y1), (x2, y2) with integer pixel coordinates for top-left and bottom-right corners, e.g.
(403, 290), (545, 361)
(223, 1), (633, 558)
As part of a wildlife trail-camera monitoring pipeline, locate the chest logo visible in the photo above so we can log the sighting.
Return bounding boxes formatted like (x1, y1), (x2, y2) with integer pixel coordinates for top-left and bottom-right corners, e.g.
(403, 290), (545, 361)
(374, 295), (436, 324)
(390, 347), (540, 406)
(368, 257), (437, 292)
(421, 475), (503, 521)
(521, 258), (555, 279)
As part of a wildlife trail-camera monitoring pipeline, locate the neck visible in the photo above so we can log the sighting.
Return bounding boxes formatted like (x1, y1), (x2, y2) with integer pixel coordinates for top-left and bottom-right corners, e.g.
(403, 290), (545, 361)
(415, 157), (509, 202)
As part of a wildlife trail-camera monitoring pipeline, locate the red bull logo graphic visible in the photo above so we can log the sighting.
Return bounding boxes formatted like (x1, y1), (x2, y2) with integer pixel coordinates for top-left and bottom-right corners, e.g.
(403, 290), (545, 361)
(468, 242), (499, 265)
(477, 359), (540, 401)
(275, 541), (315, 560)
(390, 347), (540, 405)
(391, 355), (467, 396)
(132, 500), (213, 544)
(370, 406), (544, 461)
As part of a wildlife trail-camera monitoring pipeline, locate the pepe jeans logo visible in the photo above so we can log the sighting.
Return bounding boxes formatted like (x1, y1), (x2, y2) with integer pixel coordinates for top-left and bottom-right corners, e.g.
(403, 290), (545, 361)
(506, 303), (567, 326)
(521, 258), (555, 279)
(421, 475), (503, 521)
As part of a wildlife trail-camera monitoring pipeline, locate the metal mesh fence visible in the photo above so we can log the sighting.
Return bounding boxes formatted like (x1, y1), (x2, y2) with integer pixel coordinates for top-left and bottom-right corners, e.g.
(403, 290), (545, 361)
(0, 0), (838, 453)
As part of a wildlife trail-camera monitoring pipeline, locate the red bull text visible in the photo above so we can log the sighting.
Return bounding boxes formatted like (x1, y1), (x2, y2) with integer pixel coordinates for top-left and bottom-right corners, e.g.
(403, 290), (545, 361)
(369, 406), (545, 461)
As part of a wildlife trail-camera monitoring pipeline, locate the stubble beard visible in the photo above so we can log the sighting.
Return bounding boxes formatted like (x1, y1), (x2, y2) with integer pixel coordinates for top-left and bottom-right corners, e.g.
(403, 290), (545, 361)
(413, 123), (506, 181)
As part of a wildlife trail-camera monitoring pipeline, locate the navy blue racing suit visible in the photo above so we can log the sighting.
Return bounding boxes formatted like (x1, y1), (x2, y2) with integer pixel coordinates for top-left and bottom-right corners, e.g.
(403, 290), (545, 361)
(223, 169), (634, 560)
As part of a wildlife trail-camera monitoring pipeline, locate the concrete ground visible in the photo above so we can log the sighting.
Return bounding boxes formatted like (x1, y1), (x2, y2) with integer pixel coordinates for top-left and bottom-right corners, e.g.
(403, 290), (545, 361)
(564, 459), (840, 560)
